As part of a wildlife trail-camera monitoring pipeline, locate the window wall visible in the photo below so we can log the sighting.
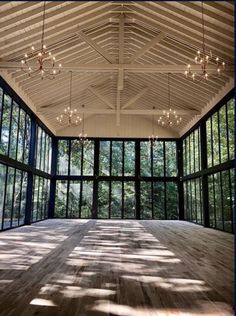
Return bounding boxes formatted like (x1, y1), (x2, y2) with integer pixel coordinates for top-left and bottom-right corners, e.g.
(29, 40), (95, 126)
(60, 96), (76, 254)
(0, 163), (27, 230)
(55, 139), (178, 219)
(0, 87), (31, 164)
(182, 94), (234, 233)
(0, 78), (52, 231)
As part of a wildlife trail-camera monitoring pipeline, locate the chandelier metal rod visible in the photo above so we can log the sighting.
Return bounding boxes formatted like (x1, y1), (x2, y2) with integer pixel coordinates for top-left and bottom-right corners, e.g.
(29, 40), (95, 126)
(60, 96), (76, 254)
(201, 1), (205, 54)
(69, 71), (72, 109)
(41, 1), (46, 50)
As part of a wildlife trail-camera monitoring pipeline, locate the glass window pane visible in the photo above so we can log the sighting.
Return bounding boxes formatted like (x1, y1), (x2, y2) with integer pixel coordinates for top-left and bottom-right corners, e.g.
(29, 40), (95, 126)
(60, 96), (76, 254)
(70, 140), (82, 175)
(124, 182), (135, 219)
(206, 119), (212, 168)
(19, 171), (27, 225)
(212, 113), (220, 166)
(99, 141), (110, 176)
(81, 181), (93, 218)
(98, 181), (109, 219)
(83, 141), (94, 176)
(214, 172), (223, 230)
(68, 181), (80, 218)
(124, 141), (135, 176)
(208, 174), (215, 228)
(3, 167), (14, 229)
(23, 114), (31, 165)
(55, 181), (67, 217)
(0, 93), (12, 156)
(228, 99), (235, 160)
(166, 182), (178, 219)
(0, 164), (6, 229)
(153, 142), (164, 177)
(110, 181), (122, 218)
(11, 170), (22, 227)
(111, 141), (123, 176)
(222, 170), (232, 232)
(140, 142), (151, 177)
(57, 140), (69, 175)
(17, 109), (26, 163)
(9, 102), (19, 160)
(196, 178), (202, 224)
(219, 105), (228, 163)
(230, 168), (235, 231)
(32, 176), (39, 222)
(153, 182), (165, 219)
(165, 142), (177, 177)
(140, 182), (152, 219)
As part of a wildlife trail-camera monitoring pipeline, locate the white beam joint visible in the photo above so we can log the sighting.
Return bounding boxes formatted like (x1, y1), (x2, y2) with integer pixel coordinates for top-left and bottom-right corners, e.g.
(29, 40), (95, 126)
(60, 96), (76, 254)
(129, 32), (165, 63)
(77, 30), (114, 64)
(122, 87), (149, 109)
(87, 86), (114, 109)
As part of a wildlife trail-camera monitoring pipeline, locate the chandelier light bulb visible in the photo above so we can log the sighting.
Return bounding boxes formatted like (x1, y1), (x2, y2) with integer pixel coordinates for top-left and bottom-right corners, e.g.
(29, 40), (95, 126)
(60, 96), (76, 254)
(31, 46), (35, 50)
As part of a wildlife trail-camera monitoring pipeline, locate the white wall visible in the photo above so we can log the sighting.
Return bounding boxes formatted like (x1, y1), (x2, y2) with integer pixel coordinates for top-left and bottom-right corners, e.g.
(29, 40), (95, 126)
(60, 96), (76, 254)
(57, 115), (179, 138)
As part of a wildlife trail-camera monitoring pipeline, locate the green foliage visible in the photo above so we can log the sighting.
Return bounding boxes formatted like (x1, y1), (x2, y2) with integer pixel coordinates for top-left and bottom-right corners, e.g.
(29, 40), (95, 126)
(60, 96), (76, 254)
(124, 142), (135, 176)
(32, 176), (50, 222)
(165, 142), (177, 177)
(208, 169), (234, 232)
(98, 181), (109, 218)
(183, 127), (201, 175)
(110, 181), (122, 218)
(123, 182), (135, 218)
(0, 164), (27, 229)
(99, 141), (110, 176)
(184, 178), (202, 224)
(57, 140), (69, 175)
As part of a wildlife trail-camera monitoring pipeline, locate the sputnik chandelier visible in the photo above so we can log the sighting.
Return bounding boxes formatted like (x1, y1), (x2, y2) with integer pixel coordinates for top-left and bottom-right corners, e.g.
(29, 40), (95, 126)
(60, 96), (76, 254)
(21, 1), (62, 79)
(148, 106), (158, 146)
(56, 72), (82, 126)
(157, 74), (182, 127)
(78, 105), (91, 146)
(185, 1), (225, 82)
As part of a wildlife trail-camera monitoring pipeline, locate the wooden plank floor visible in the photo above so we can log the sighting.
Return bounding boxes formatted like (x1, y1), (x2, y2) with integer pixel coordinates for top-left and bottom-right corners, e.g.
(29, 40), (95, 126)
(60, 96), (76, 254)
(0, 219), (233, 316)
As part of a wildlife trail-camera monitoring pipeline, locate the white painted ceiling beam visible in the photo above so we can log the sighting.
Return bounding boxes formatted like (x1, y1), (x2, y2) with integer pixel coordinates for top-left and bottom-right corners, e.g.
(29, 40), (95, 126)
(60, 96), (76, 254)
(0, 62), (233, 74)
(77, 30), (114, 64)
(87, 86), (114, 109)
(42, 108), (200, 116)
(129, 32), (165, 63)
(122, 87), (149, 109)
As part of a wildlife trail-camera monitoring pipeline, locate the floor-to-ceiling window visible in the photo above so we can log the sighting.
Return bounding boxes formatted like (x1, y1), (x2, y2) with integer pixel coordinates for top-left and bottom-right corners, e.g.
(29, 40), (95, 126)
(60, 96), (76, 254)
(0, 79), (52, 230)
(182, 93), (234, 233)
(54, 139), (178, 219)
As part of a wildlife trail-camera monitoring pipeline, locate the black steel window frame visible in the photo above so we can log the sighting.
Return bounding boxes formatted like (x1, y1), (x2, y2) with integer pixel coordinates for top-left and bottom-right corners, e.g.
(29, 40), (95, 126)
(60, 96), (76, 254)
(54, 138), (179, 220)
(0, 75), (234, 232)
(181, 88), (234, 233)
(0, 76), (53, 231)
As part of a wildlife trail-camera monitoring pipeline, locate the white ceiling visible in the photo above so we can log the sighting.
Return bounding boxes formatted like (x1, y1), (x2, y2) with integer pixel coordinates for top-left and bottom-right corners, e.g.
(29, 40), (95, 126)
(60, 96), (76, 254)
(0, 1), (234, 138)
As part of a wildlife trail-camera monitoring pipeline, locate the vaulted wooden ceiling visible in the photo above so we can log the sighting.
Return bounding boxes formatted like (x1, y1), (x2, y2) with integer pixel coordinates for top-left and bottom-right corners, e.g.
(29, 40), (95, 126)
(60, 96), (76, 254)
(0, 1), (234, 137)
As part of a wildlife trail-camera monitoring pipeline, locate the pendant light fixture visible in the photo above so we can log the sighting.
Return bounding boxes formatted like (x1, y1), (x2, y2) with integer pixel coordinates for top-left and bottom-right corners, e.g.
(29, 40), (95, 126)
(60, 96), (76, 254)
(158, 74), (182, 127)
(21, 1), (62, 79)
(148, 106), (158, 146)
(185, 1), (225, 82)
(56, 72), (82, 126)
